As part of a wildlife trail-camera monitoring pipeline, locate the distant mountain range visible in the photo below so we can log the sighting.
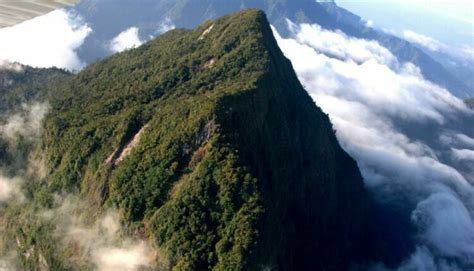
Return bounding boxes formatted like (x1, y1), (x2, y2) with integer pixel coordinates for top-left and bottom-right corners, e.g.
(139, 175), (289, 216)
(70, 0), (472, 98)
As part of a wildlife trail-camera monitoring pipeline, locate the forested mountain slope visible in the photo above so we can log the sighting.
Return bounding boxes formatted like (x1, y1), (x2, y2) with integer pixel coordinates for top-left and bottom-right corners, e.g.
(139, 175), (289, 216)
(1, 10), (377, 270)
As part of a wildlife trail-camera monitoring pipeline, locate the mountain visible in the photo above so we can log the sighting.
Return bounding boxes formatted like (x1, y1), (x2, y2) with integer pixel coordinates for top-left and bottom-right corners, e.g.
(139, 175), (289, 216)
(420, 48), (474, 97)
(0, 65), (70, 179)
(0, 64), (70, 113)
(1, 10), (378, 270)
(70, 0), (471, 98)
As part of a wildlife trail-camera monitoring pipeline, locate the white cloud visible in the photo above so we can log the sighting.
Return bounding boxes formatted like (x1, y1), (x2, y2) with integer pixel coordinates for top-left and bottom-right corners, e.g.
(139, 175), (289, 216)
(440, 132), (474, 149)
(412, 192), (474, 259)
(0, 174), (22, 204)
(0, 103), (49, 205)
(0, 9), (91, 71)
(402, 29), (474, 62)
(0, 103), (49, 142)
(0, 61), (23, 72)
(156, 19), (175, 35)
(273, 21), (474, 269)
(452, 148), (474, 161)
(111, 21), (175, 53)
(45, 197), (159, 271)
(402, 30), (445, 51)
(365, 20), (375, 28)
(109, 27), (143, 53)
(393, 246), (463, 271)
(287, 20), (396, 65)
(93, 242), (154, 271)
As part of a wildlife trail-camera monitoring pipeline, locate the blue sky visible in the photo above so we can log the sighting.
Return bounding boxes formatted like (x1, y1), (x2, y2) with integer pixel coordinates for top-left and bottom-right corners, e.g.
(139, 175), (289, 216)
(337, 0), (474, 48)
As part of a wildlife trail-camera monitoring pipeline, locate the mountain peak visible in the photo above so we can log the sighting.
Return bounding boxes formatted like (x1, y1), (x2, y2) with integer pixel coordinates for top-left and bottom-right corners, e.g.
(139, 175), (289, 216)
(4, 9), (374, 270)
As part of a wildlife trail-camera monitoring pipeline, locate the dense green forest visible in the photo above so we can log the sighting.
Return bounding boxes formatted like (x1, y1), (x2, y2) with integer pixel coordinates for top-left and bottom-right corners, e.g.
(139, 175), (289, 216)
(0, 65), (71, 113)
(0, 10), (373, 270)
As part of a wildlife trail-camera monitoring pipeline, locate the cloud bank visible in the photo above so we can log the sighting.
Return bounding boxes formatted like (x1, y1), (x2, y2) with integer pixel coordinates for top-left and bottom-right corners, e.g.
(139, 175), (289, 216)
(0, 9), (91, 71)
(274, 21), (474, 270)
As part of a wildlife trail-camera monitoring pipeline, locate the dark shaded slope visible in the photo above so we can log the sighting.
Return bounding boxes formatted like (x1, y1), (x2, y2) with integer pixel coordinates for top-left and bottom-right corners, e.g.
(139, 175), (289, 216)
(39, 10), (373, 270)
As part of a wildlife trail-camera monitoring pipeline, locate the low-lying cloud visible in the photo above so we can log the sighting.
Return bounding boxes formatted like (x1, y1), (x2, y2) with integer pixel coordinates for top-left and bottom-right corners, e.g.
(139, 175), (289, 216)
(45, 196), (158, 271)
(0, 101), (158, 270)
(0, 103), (49, 142)
(0, 174), (22, 204)
(274, 20), (474, 269)
(0, 103), (49, 205)
(0, 61), (23, 72)
(402, 29), (474, 63)
(0, 9), (91, 71)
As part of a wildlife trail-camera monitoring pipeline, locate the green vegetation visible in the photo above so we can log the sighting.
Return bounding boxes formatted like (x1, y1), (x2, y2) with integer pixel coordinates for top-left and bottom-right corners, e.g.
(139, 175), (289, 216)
(1, 10), (372, 270)
(0, 65), (71, 113)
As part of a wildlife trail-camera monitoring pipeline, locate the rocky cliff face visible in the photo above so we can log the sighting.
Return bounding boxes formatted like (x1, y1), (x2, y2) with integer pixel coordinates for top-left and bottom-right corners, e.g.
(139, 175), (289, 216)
(2, 10), (374, 270)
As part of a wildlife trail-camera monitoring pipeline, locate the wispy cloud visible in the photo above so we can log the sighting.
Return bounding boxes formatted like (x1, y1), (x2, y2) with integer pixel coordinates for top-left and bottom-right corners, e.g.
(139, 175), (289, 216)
(44, 196), (159, 271)
(452, 148), (474, 161)
(402, 29), (474, 62)
(156, 18), (175, 35)
(0, 102), (49, 205)
(0, 103), (49, 142)
(0, 173), (23, 204)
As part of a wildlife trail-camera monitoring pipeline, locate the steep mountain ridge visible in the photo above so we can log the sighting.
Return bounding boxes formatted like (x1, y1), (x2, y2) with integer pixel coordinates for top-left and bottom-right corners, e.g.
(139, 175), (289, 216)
(2, 10), (376, 270)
